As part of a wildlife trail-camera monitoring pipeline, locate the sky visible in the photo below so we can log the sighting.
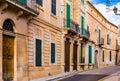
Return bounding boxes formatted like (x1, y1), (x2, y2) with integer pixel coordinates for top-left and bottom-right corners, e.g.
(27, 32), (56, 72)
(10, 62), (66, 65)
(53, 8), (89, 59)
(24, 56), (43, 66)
(89, 0), (120, 26)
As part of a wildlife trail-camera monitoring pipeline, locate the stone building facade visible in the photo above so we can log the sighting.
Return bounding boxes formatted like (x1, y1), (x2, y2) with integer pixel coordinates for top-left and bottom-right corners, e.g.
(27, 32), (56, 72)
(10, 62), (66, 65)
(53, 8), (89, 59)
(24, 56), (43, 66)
(0, 0), (120, 81)
(87, 1), (120, 68)
(0, 0), (39, 81)
(62, 0), (120, 73)
(27, 0), (63, 80)
(0, 0), (63, 81)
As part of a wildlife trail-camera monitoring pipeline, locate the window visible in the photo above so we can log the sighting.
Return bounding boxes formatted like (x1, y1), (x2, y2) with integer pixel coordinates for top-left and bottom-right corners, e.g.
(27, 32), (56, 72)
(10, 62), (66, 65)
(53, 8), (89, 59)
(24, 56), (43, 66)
(35, 39), (42, 66)
(36, 0), (43, 6)
(51, 43), (55, 63)
(87, 26), (89, 31)
(66, 3), (70, 28)
(3, 19), (14, 32)
(81, 16), (84, 35)
(119, 30), (120, 37)
(110, 51), (112, 61)
(98, 29), (101, 43)
(88, 46), (92, 64)
(18, 0), (27, 5)
(116, 39), (118, 49)
(107, 34), (110, 45)
(51, 0), (56, 15)
(102, 50), (104, 62)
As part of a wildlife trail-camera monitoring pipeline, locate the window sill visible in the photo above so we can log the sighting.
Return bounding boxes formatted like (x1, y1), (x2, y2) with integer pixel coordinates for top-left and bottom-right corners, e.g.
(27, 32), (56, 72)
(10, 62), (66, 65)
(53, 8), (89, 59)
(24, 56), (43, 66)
(35, 4), (44, 12)
(50, 13), (57, 19)
(51, 63), (56, 65)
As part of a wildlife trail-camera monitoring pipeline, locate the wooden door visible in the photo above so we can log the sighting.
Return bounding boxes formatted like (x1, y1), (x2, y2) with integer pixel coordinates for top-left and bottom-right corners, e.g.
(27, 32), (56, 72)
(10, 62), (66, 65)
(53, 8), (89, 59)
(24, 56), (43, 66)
(73, 42), (78, 71)
(3, 35), (14, 81)
(65, 39), (70, 72)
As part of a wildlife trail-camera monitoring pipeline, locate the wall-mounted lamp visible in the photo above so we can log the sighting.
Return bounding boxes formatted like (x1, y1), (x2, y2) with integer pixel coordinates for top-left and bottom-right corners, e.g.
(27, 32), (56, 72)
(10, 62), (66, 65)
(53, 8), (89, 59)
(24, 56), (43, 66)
(113, 6), (118, 14)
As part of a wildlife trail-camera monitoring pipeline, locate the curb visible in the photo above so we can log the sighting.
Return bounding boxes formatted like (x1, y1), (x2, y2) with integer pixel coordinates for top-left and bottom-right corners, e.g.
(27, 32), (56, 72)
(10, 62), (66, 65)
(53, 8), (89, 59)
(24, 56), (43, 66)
(47, 71), (78, 81)
(98, 76), (109, 81)
(56, 74), (76, 81)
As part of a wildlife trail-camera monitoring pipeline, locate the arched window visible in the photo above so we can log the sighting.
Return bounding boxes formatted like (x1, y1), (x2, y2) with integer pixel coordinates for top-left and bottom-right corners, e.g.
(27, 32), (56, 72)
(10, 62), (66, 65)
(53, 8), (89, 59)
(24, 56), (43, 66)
(3, 19), (14, 32)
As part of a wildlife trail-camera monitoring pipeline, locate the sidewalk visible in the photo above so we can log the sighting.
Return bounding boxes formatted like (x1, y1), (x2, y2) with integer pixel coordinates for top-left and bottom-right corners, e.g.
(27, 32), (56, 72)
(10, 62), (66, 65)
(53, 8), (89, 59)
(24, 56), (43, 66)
(30, 66), (120, 81)
(102, 71), (120, 81)
(30, 71), (78, 81)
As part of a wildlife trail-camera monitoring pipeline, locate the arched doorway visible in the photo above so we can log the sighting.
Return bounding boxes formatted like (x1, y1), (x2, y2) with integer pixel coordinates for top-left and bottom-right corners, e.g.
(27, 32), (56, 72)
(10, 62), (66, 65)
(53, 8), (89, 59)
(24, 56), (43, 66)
(2, 19), (15, 81)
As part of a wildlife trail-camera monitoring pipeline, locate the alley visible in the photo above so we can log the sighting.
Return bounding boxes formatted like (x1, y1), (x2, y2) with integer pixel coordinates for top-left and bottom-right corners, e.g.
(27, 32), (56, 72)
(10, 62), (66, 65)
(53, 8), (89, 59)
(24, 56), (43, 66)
(59, 66), (120, 81)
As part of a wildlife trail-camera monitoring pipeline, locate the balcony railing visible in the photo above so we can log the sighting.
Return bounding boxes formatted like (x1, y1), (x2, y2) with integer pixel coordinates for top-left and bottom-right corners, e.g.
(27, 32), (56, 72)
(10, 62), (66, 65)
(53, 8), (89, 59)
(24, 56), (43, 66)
(80, 57), (85, 63)
(116, 45), (120, 51)
(69, 20), (80, 34)
(4, 0), (39, 16)
(98, 37), (104, 45)
(107, 38), (111, 45)
(80, 28), (90, 39)
(64, 19), (80, 34)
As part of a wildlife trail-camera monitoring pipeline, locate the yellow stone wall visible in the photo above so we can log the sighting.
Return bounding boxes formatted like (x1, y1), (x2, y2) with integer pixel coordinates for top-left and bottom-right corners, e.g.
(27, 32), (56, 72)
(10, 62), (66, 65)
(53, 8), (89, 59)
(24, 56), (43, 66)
(28, 0), (63, 80)
(0, 4), (29, 81)
(87, 1), (119, 68)
(0, 0), (120, 81)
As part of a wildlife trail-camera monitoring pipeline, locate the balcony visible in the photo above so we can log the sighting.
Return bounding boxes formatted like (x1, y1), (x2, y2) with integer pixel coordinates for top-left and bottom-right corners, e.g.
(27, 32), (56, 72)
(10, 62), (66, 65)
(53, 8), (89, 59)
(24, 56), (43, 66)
(116, 45), (120, 51)
(80, 28), (90, 39)
(0, 0), (39, 16)
(64, 19), (80, 35)
(98, 37), (104, 46)
(107, 38), (111, 45)
(69, 20), (80, 34)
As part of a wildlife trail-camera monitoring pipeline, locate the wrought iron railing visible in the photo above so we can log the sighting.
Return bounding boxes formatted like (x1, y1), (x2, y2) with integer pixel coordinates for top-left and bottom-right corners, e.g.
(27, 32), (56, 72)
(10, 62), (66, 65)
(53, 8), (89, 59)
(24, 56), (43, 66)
(64, 19), (80, 34)
(98, 37), (104, 45)
(70, 20), (80, 34)
(107, 38), (111, 45)
(80, 28), (90, 39)
(116, 45), (120, 51)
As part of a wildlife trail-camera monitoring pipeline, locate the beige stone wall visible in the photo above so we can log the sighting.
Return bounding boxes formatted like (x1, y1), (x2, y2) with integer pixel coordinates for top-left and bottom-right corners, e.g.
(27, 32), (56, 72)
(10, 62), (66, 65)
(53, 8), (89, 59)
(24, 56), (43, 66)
(28, 0), (63, 80)
(87, 1), (119, 68)
(0, 5), (29, 81)
(28, 20), (62, 80)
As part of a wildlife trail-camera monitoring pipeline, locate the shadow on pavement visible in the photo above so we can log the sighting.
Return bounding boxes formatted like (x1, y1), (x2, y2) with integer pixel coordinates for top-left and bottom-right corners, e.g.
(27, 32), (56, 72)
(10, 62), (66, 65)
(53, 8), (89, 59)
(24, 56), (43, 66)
(60, 74), (108, 81)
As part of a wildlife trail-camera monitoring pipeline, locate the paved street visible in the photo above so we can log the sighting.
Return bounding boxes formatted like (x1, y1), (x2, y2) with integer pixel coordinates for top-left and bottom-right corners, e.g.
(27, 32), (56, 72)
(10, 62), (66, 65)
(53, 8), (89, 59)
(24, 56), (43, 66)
(59, 66), (120, 81)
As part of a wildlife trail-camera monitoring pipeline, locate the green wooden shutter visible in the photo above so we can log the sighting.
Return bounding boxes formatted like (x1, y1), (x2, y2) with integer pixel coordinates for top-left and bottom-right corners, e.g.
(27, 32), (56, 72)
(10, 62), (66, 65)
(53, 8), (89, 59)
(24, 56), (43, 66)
(51, 0), (56, 15)
(51, 43), (55, 63)
(66, 3), (70, 28)
(81, 0), (84, 4)
(18, 0), (27, 6)
(98, 29), (101, 43)
(81, 16), (84, 35)
(35, 39), (42, 66)
(88, 46), (92, 64)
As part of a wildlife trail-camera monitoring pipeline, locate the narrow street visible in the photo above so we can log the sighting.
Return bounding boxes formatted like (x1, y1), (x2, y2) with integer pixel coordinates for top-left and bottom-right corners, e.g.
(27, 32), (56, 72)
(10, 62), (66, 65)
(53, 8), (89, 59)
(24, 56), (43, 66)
(59, 66), (120, 81)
